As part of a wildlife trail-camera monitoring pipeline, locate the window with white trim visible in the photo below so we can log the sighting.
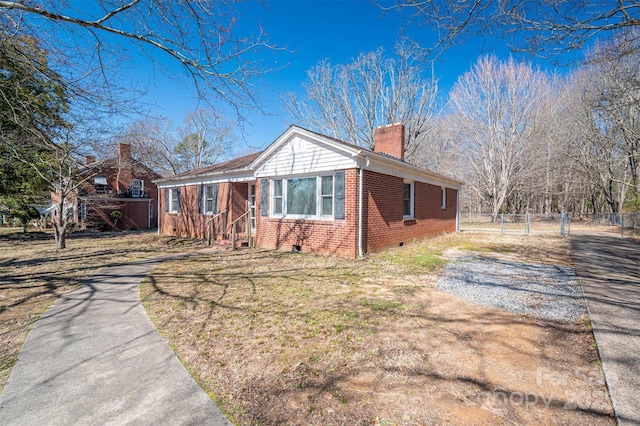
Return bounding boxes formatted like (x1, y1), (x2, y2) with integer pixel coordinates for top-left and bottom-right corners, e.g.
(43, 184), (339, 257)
(94, 176), (107, 193)
(131, 179), (143, 198)
(271, 175), (335, 219)
(169, 188), (180, 213)
(441, 187), (447, 210)
(321, 176), (333, 216)
(204, 185), (217, 214)
(273, 179), (283, 214)
(403, 181), (414, 219)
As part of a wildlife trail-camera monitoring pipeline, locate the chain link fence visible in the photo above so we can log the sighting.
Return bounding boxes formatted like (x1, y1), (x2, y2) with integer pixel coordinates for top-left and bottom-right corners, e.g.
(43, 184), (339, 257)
(460, 212), (639, 237)
(459, 213), (571, 236)
(571, 212), (640, 237)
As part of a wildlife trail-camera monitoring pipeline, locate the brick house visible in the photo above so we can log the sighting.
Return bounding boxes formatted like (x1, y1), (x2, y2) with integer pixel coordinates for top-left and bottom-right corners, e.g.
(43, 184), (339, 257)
(56, 143), (161, 230)
(155, 124), (462, 258)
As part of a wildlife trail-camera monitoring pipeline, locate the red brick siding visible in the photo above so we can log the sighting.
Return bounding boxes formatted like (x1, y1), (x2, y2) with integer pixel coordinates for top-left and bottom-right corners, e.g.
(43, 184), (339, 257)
(230, 182), (249, 233)
(255, 169), (359, 258)
(159, 182), (246, 239)
(77, 162), (159, 229)
(363, 170), (457, 253)
(373, 123), (405, 160)
(84, 199), (151, 230)
(159, 169), (457, 258)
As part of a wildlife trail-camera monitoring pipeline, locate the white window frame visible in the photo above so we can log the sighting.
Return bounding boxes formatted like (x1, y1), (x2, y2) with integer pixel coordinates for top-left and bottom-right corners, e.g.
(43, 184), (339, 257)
(441, 187), (447, 210)
(94, 176), (107, 193)
(320, 175), (334, 217)
(403, 180), (414, 219)
(272, 179), (283, 215)
(169, 188), (179, 213)
(132, 179), (143, 198)
(204, 185), (216, 215)
(270, 175), (335, 220)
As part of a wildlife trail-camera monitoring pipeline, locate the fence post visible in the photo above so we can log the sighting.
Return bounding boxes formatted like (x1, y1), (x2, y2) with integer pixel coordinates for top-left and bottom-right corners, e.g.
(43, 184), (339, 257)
(526, 213), (530, 236)
(621, 214), (625, 238)
(501, 213), (505, 235)
(560, 213), (565, 236)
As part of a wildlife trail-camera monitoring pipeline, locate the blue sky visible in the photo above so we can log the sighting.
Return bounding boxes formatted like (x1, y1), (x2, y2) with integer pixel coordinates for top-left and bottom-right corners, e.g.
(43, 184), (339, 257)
(125, 1), (567, 153)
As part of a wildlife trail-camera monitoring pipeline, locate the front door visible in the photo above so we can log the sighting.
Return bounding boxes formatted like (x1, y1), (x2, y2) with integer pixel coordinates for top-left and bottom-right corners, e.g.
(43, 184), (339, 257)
(248, 183), (256, 234)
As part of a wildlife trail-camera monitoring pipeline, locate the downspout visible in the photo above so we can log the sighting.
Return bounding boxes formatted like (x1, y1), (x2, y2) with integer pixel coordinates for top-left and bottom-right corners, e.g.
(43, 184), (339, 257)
(456, 187), (460, 232)
(157, 187), (161, 235)
(358, 156), (370, 258)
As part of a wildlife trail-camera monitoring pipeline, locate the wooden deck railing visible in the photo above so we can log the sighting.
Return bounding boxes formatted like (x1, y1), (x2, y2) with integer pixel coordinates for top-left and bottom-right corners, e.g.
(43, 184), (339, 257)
(230, 209), (252, 250)
(206, 209), (227, 246)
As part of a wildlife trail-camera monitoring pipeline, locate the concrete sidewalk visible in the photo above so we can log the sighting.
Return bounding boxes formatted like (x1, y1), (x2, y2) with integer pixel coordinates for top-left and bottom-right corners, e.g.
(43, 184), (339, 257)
(0, 254), (230, 425)
(571, 232), (640, 426)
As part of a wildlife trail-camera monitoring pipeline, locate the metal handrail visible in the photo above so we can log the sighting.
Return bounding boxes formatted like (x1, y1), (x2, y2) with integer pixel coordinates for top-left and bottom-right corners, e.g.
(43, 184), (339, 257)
(231, 209), (252, 250)
(206, 209), (227, 246)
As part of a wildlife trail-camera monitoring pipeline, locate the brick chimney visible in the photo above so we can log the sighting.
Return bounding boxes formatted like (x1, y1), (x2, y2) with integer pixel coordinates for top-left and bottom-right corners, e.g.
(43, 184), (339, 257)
(85, 155), (95, 165)
(117, 143), (133, 192)
(118, 143), (132, 165)
(373, 123), (405, 160)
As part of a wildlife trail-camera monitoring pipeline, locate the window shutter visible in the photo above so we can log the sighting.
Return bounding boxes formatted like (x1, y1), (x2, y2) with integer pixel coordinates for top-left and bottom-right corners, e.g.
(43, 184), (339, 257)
(176, 187), (181, 213)
(334, 171), (345, 219)
(164, 188), (169, 212)
(261, 178), (268, 217)
(212, 184), (219, 214)
(197, 185), (203, 214)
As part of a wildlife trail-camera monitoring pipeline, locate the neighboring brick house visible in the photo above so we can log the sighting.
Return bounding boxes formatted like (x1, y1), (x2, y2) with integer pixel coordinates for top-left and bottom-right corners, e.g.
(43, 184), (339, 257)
(56, 143), (161, 231)
(155, 124), (462, 258)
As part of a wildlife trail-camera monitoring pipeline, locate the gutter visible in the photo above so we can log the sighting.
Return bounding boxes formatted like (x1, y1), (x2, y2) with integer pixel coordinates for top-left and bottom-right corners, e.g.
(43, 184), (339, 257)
(358, 155), (370, 258)
(153, 167), (254, 186)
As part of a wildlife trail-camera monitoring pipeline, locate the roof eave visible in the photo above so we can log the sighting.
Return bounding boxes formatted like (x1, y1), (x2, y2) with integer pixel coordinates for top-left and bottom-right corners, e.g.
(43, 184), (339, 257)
(354, 151), (463, 188)
(153, 167), (255, 186)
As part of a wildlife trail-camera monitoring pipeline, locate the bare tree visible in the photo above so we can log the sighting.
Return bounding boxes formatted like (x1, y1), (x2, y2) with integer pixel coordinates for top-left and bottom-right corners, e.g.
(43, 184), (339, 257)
(282, 44), (439, 160)
(175, 109), (235, 172)
(0, 1), (278, 117)
(102, 110), (235, 175)
(98, 117), (179, 177)
(381, 0), (640, 60)
(564, 31), (640, 213)
(446, 56), (557, 219)
(1, 1), (279, 248)
(586, 30), (640, 199)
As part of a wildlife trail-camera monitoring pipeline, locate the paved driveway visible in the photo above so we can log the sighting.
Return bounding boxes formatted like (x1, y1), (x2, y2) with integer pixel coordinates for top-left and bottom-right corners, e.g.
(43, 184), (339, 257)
(571, 232), (640, 426)
(0, 254), (230, 425)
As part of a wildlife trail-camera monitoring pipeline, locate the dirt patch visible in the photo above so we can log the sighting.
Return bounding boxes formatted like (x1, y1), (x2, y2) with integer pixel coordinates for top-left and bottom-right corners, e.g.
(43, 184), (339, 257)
(142, 233), (614, 425)
(0, 228), (207, 392)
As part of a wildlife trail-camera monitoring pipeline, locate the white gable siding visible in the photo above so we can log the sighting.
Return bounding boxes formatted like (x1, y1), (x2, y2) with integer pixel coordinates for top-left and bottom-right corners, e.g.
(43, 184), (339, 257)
(255, 134), (357, 177)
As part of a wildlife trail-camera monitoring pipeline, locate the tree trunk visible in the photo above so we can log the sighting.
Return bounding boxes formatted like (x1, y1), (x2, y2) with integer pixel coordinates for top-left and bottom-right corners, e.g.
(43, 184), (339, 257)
(55, 226), (66, 249)
(53, 196), (67, 249)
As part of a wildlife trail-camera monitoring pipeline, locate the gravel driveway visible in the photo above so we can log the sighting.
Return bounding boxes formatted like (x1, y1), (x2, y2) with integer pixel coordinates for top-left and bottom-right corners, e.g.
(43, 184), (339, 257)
(436, 256), (587, 322)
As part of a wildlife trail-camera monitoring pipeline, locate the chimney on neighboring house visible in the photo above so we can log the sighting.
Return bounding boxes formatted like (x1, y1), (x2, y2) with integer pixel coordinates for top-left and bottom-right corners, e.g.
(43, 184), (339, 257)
(117, 143), (133, 192)
(85, 155), (95, 165)
(373, 123), (405, 160)
(118, 143), (132, 165)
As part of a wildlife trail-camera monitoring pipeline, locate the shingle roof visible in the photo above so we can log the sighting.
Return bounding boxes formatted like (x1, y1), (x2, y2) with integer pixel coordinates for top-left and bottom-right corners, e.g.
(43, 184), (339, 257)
(154, 125), (461, 187)
(159, 152), (262, 181)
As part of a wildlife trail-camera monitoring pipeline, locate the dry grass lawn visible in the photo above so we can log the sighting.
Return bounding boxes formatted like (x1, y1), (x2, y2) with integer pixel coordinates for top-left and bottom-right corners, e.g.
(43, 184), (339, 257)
(0, 228), (206, 392)
(142, 232), (615, 425)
